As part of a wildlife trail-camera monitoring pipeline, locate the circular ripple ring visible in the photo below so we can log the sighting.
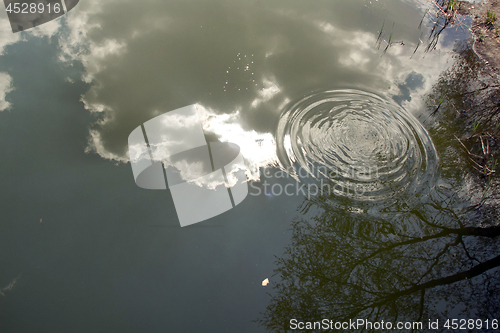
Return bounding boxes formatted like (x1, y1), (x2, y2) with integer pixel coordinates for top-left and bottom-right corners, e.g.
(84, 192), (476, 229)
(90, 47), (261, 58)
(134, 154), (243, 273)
(276, 89), (438, 201)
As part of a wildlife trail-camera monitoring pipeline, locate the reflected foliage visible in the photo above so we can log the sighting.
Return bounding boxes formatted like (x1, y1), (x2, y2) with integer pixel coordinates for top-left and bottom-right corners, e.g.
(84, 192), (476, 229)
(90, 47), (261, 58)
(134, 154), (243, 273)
(259, 189), (500, 332)
(425, 41), (500, 210)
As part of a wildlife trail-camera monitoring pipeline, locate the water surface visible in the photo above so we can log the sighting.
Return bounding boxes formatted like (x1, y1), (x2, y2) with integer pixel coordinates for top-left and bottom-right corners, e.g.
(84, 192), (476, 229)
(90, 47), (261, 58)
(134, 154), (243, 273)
(0, 1), (494, 332)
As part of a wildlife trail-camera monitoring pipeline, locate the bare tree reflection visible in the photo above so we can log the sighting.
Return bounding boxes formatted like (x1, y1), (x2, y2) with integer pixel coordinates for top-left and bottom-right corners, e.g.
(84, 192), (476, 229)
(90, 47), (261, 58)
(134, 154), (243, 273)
(425, 40), (500, 212)
(258, 186), (500, 332)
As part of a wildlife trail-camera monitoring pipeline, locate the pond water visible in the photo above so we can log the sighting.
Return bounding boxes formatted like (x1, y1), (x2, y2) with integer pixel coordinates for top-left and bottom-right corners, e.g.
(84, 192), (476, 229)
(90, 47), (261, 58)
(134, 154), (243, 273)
(0, 0), (498, 332)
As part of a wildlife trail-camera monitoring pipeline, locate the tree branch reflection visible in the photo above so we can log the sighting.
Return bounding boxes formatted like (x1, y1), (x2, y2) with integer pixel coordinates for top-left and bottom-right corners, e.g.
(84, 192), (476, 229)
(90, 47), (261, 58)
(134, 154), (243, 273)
(258, 187), (500, 332)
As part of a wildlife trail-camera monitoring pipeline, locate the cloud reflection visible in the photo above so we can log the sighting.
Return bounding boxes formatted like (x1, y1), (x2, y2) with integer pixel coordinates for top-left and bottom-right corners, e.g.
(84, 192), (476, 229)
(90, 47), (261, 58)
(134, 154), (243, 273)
(52, 0), (462, 180)
(0, 72), (13, 111)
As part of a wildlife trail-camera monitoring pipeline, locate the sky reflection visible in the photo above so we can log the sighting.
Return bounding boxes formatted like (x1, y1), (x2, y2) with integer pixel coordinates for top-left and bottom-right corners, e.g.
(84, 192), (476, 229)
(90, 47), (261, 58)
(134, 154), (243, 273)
(0, 0), (467, 178)
(0, 1), (479, 332)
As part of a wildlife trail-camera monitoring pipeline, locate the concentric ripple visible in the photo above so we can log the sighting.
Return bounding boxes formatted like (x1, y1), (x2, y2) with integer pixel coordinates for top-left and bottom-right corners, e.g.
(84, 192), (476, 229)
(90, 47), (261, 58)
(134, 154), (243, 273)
(276, 90), (438, 201)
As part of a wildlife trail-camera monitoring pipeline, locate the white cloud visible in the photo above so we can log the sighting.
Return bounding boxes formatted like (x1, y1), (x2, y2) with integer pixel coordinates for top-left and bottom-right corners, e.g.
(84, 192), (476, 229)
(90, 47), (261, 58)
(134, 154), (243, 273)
(0, 17), (21, 55)
(0, 72), (14, 111)
(53, 0), (460, 183)
(197, 104), (277, 180)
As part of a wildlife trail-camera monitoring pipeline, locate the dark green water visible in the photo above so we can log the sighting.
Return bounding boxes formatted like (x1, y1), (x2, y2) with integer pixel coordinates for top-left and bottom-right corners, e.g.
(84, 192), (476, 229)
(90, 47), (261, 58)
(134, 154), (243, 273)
(0, 0), (498, 332)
